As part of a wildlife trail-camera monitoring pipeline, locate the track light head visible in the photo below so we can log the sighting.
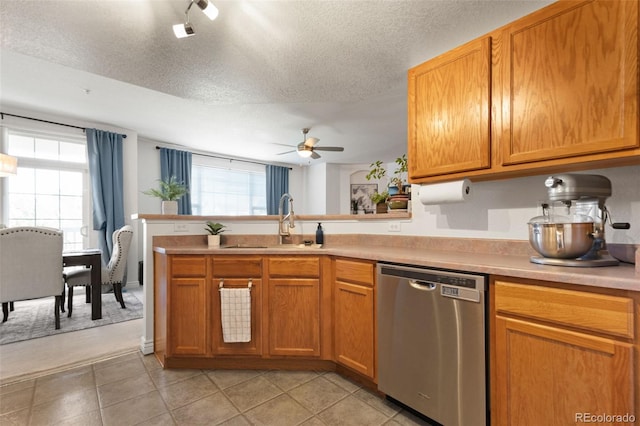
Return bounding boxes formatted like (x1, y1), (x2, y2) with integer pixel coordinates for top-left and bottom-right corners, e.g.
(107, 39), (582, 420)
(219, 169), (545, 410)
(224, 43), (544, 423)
(196, 0), (219, 20)
(173, 22), (195, 38)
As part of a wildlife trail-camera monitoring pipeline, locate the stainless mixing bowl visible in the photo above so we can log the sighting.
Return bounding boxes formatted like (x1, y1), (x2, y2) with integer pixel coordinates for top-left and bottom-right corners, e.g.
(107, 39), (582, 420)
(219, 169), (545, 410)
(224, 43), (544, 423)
(528, 221), (595, 259)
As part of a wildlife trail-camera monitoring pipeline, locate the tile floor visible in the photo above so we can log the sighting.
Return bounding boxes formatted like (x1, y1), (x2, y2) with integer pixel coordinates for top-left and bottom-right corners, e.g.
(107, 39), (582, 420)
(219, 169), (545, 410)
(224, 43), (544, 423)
(0, 285), (433, 425)
(0, 351), (432, 425)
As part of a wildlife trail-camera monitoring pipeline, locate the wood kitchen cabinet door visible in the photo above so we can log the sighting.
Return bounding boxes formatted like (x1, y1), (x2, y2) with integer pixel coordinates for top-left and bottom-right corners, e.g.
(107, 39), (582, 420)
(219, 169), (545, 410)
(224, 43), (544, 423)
(267, 278), (321, 357)
(335, 281), (375, 379)
(168, 277), (208, 356)
(408, 36), (491, 181)
(210, 278), (262, 356)
(493, 279), (636, 426)
(497, 0), (639, 166)
(494, 317), (633, 426)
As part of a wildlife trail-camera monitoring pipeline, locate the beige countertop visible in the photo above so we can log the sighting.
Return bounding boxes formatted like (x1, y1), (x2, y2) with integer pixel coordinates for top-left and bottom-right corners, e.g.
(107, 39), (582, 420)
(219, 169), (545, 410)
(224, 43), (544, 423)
(154, 243), (639, 292)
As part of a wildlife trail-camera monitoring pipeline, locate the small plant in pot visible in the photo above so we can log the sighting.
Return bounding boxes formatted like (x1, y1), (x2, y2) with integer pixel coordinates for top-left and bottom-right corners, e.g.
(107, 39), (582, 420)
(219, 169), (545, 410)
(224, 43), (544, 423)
(143, 176), (188, 215)
(205, 221), (226, 247)
(365, 160), (389, 214)
(370, 190), (389, 214)
(388, 154), (410, 210)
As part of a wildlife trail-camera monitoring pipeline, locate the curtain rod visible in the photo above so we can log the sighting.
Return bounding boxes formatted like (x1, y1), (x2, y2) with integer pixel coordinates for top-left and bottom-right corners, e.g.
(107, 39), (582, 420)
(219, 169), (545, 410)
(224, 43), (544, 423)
(0, 112), (127, 138)
(155, 146), (292, 170)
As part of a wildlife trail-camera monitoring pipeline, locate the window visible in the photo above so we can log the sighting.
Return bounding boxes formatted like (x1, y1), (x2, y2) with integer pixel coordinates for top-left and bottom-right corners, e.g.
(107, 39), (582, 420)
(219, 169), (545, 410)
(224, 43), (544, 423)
(4, 131), (90, 251)
(191, 162), (266, 215)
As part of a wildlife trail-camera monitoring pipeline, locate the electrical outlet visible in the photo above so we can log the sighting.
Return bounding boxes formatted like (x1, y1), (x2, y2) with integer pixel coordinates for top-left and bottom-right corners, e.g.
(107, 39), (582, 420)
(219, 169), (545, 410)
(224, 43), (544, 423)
(388, 223), (401, 232)
(174, 223), (188, 232)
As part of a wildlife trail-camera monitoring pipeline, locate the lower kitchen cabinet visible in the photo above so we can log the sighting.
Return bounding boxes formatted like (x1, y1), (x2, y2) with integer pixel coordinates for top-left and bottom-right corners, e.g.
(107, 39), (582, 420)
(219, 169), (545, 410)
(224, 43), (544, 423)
(492, 278), (636, 426)
(334, 258), (376, 380)
(266, 256), (321, 357)
(158, 254), (209, 358)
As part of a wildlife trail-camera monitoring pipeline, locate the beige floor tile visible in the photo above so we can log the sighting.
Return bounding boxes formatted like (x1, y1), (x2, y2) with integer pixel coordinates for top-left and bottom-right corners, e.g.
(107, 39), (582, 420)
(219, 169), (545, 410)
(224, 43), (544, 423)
(244, 393), (313, 426)
(158, 374), (219, 410)
(56, 409), (103, 426)
(299, 416), (328, 426)
(97, 372), (156, 408)
(0, 406), (30, 426)
(136, 412), (177, 425)
(322, 372), (361, 393)
(217, 414), (251, 425)
(100, 390), (168, 426)
(353, 388), (401, 418)
(263, 369), (319, 391)
(33, 365), (95, 405)
(141, 353), (164, 372)
(93, 351), (141, 371)
(288, 376), (349, 414)
(0, 386), (33, 415)
(148, 367), (202, 389)
(30, 388), (100, 426)
(172, 392), (239, 425)
(206, 369), (265, 389)
(223, 375), (282, 412)
(0, 379), (35, 396)
(94, 356), (147, 386)
(317, 395), (389, 426)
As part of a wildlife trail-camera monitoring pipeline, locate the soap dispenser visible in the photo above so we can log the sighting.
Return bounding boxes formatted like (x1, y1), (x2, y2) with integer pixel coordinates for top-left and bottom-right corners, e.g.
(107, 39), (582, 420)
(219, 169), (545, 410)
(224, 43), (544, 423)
(315, 223), (324, 245)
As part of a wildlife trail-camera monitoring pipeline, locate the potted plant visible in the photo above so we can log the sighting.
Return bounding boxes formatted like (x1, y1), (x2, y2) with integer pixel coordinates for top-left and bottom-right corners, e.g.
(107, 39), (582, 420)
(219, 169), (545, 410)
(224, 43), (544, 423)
(143, 176), (188, 215)
(370, 190), (389, 214)
(389, 154), (408, 195)
(205, 221), (226, 247)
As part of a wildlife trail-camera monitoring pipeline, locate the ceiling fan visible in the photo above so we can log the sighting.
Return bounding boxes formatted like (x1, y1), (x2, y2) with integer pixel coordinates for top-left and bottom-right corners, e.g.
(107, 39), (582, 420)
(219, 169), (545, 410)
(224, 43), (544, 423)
(276, 128), (345, 159)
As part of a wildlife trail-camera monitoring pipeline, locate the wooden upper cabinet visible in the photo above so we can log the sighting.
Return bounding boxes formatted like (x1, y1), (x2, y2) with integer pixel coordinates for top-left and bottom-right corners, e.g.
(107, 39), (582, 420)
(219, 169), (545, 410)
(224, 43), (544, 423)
(408, 36), (491, 180)
(498, 0), (639, 166)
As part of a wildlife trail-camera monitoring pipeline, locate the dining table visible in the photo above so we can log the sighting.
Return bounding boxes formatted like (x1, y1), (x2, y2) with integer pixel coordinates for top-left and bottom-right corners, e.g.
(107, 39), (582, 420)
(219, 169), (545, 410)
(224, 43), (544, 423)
(62, 249), (102, 320)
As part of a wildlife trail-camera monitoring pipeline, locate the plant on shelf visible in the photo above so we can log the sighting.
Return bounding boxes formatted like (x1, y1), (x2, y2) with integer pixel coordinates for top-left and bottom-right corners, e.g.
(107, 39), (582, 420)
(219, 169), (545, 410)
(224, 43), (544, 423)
(370, 189), (389, 214)
(143, 176), (188, 214)
(390, 154), (408, 195)
(205, 221), (226, 247)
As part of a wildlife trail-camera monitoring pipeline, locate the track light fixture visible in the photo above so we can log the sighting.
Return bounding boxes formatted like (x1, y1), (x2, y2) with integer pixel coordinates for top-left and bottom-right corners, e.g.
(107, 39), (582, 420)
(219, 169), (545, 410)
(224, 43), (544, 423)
(173, 0), (218, 39)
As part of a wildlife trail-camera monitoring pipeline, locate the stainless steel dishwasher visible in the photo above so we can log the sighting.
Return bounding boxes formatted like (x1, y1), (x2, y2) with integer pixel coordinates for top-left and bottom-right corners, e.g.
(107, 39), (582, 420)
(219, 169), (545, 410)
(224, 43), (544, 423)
(377, 262), (488, 426)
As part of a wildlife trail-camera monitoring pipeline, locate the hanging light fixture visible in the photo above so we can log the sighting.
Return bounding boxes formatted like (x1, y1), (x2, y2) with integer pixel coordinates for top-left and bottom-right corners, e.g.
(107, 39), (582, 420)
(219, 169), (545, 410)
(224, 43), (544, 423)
(0, 153), (17, 177)
(173, 0), (218, 38)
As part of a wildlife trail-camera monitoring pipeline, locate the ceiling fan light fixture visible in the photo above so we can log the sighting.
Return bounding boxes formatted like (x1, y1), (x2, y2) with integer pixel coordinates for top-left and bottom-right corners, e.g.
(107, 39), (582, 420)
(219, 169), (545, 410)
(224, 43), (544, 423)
(297, 148), (313, 158)
(173, 22), (195, 38)
(196, 0), (219, 20)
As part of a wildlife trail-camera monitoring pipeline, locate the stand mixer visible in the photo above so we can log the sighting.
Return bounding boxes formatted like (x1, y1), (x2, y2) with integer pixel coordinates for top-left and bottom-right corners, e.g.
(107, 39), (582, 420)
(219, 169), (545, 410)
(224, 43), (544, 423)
(529, 173), (630, 267)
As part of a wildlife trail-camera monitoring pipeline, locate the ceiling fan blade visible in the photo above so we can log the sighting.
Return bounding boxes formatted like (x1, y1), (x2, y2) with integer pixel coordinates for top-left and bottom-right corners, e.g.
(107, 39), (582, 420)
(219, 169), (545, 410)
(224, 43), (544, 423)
(276, 149), (296, 155)
(310, 151), (321, 159)
(313, 146), (344, 152)
(304, 137), (320, 147)
(272, 143), (297, 148)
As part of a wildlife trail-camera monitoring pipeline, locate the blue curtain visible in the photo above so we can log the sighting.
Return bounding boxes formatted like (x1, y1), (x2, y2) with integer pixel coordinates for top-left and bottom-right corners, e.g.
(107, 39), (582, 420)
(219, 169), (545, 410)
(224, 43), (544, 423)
(86, 129), (124, 266)
(266, 165), (289, 215)
(159, 148), (192, 215)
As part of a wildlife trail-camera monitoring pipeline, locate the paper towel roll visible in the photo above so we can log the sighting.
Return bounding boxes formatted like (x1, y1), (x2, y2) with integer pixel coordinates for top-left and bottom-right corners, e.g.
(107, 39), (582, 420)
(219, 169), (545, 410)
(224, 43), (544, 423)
(418, 179), (472, 205)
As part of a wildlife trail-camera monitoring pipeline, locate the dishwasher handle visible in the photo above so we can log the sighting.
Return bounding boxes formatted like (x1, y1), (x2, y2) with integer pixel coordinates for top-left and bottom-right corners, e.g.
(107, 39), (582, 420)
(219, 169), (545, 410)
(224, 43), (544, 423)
(409, 280), (437, 291)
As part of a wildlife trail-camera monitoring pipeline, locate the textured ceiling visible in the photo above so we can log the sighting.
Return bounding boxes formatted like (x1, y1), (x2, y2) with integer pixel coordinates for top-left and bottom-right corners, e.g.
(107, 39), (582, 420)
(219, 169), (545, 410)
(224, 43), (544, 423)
(0, 0), (552, 165)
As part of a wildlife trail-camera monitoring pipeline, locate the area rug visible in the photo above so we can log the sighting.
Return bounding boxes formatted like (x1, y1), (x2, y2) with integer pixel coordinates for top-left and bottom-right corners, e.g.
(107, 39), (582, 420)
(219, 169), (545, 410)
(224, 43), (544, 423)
(0, 290), (143, 345)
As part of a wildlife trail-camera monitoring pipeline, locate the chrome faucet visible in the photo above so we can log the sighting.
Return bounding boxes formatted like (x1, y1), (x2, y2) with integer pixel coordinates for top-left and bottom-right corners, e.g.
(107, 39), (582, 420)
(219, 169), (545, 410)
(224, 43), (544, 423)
(278, 193), (295, 244)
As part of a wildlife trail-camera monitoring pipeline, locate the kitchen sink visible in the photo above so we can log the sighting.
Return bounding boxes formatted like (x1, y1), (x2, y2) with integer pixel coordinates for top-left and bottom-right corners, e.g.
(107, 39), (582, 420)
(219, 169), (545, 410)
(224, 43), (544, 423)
(222, 243), (323, 250)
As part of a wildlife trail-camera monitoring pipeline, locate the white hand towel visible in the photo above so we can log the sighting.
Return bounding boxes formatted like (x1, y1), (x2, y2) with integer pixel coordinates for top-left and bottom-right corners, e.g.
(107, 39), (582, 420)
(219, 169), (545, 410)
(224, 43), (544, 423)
(220, 288), (251, 343)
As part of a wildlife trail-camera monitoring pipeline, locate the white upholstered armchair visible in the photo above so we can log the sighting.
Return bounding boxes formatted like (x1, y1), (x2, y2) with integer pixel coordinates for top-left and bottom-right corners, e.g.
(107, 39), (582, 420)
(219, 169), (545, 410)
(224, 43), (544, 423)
(64, 225), (133, 316)
(0, 227), (65, 329)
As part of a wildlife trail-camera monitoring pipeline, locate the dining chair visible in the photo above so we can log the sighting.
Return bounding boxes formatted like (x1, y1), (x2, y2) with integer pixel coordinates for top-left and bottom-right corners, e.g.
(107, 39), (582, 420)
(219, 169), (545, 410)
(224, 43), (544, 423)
(64, 225), (133, 317)
(0, 226), (65, 329)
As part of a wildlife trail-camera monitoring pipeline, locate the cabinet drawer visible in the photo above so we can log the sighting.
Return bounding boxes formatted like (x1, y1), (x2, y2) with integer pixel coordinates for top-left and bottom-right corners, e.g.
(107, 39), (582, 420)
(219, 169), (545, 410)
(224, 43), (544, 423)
(495, 281), (634, 339)
(171, 256), (207, 277)
(335, 258), (374, 286)
(212, 256), (262, 278)
(268, 256), (320, 278)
